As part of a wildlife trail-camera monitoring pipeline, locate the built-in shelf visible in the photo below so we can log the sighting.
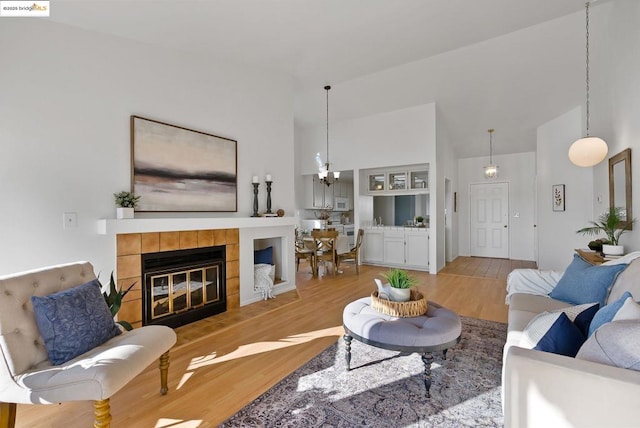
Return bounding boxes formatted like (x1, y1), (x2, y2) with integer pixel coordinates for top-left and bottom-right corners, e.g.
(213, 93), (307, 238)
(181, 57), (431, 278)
(97, 216), (297, 235)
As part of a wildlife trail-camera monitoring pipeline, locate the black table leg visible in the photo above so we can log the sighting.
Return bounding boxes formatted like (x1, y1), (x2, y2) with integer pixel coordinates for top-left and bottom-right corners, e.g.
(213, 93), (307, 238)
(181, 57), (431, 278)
(422, 352), (434, 398)
(344, 334), (352, 371)
(443, 349), (448, 360)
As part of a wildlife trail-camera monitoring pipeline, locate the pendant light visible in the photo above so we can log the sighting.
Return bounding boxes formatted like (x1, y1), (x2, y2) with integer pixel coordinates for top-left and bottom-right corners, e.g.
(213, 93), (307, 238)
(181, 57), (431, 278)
(484, 129), (498, 179)
(316, 85), (340, 186)
(568, 1), (608, 167)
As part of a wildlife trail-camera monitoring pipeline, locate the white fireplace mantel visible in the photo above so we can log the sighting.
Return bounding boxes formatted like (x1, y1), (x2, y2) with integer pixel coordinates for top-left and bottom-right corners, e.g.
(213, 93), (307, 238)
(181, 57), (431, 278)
(97, 216), (297, 235)
(97, 216), (298, 307)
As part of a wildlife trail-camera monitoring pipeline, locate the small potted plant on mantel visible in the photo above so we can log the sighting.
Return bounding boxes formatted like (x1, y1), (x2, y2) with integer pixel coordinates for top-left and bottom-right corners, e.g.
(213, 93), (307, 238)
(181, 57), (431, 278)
(577, 207), (636, 256)
(114, 191), (140, 219)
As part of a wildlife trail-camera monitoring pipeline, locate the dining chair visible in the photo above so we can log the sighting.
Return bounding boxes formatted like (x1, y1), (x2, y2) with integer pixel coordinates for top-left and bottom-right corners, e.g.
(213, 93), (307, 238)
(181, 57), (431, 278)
(311, 229), (339, 277)
(295, 238), (315, 274)
(337, 228), (365, 274)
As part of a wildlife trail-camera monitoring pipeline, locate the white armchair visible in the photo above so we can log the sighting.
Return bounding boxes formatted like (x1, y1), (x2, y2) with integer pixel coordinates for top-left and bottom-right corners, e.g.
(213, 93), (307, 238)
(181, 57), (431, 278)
(0, 261), (177, 428)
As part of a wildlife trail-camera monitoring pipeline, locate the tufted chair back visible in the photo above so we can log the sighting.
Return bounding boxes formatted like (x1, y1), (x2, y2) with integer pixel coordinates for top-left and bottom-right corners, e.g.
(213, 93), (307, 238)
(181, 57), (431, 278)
(0, 261), (95, 377)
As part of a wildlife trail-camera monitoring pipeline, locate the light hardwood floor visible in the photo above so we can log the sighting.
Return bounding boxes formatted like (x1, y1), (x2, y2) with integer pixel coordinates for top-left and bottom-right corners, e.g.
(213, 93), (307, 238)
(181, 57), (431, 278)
(15, 257), (535, 427)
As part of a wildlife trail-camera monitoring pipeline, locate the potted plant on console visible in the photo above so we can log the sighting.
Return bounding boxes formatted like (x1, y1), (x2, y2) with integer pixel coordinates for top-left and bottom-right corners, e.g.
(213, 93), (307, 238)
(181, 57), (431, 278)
(114, 191), (140, 219)
(577, 207), (636, 256)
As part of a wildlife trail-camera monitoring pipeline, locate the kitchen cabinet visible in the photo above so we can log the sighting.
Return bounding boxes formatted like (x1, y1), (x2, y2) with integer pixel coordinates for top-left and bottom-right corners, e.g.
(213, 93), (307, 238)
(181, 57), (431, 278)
(383, 229), (405, 264)
(405, 229), (429, 267)
(362, 227), (429, 270)
(363, 228), (384, 263)
(365, 167), (429, 195)
(304, 175), (333, 209)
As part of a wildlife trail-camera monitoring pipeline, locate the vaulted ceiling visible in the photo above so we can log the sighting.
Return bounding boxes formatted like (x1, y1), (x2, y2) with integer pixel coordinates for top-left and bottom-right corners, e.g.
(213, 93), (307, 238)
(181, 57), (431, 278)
(50, 0), (611, 158)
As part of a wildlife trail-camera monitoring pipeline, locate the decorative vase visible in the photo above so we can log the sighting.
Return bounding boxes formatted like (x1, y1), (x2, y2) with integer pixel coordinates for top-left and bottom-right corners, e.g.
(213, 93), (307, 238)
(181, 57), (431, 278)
(602, 244), (624, 256)
(388, 287), (411, 302)
(116, 207), (134, 219)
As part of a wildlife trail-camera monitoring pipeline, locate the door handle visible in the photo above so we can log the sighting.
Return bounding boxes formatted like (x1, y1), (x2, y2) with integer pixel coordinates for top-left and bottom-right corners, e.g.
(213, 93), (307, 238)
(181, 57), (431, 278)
(504, 225), (508, 228)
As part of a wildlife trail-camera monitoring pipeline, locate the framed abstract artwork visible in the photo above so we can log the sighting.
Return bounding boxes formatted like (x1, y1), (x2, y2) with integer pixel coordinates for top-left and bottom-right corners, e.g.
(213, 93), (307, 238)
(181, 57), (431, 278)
(131, 116), (237, 212)
(552, 184), (565, 212)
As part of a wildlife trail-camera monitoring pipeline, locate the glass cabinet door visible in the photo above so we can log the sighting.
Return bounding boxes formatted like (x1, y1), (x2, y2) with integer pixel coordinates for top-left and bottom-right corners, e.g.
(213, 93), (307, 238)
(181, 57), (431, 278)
(410, 171), (428, 189)
(388, 172), (406, 190)
(368, 174), (385, 191)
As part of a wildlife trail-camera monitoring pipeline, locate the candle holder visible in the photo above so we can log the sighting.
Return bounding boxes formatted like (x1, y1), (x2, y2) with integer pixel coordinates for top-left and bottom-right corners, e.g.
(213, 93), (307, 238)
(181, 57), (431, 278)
(251, 183), (260, 217)
(265, 180), (273, 214)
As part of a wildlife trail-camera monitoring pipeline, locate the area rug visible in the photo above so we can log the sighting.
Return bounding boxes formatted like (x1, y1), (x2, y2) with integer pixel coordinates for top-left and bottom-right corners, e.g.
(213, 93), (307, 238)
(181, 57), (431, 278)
(220, 316), (507, 427)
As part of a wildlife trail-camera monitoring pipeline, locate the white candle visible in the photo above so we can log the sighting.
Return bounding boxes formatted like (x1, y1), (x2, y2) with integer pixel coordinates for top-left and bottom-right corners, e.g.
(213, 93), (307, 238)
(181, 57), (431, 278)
(265, 174), (272, 182)
(252, 176), (259, 183)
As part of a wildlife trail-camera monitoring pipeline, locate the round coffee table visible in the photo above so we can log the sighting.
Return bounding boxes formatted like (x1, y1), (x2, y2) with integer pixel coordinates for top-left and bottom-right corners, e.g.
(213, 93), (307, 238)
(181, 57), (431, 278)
(342, 297), (461, 398)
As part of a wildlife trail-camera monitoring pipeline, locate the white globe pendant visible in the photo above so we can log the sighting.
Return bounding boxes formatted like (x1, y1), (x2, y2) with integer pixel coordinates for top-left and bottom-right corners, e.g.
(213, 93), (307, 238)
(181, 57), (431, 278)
(568, 136), (608, 167)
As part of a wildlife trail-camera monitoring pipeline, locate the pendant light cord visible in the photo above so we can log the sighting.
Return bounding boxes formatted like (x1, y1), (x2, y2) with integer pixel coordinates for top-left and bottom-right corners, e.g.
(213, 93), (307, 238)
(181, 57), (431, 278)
(585, 1), (591, 136)
(325, 85), (331, 165)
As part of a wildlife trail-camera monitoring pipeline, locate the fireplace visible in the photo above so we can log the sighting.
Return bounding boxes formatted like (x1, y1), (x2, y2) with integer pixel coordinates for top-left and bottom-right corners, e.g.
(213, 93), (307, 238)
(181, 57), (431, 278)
(142, 246), (226, 328)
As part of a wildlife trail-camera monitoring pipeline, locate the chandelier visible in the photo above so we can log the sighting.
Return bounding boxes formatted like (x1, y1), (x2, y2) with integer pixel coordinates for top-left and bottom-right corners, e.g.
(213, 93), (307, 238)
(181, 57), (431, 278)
(568, 1), (608, 167)
(484, 129), (498, 179)
(316, 85), (340, 186)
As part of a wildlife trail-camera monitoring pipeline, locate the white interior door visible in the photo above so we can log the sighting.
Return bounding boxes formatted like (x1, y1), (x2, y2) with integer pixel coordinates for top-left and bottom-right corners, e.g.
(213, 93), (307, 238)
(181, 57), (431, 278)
(470, 182), (509, 258)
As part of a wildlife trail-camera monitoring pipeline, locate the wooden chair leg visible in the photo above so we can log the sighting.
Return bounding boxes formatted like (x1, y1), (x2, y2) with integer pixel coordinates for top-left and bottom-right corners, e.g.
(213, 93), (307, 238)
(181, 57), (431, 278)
(94, 399), (111, 428)
(159, 351), (170, 395)
(0, 403), (16, 428)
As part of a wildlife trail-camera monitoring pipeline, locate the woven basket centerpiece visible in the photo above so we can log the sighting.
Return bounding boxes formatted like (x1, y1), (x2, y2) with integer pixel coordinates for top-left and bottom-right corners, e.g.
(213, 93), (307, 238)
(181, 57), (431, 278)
(371, 288), (428, 317)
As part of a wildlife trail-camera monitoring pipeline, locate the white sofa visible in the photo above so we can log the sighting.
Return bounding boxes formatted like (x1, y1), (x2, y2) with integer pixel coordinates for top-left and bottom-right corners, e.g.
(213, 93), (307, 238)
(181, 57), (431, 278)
(503, 254), (640, 428)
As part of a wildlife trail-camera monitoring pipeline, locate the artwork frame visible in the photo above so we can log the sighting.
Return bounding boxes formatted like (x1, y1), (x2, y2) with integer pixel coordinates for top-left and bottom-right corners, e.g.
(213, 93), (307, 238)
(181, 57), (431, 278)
(552, 184), (565, 212)
(131, 115), (237, 212)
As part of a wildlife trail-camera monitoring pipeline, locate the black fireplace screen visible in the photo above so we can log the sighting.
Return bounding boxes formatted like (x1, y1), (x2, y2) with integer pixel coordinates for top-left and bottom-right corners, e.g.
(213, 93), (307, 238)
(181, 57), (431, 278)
(142, 246), (226, 328)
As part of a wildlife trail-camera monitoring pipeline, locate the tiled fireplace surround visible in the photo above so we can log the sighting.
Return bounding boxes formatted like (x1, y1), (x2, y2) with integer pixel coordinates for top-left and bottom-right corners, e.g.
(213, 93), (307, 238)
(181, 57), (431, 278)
(98, 217), (297, 329)
(116, 229), (240, 328)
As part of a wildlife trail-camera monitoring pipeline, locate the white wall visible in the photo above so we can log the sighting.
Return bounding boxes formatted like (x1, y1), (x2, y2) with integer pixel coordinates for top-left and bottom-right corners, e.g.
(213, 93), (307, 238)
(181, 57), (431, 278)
(458, 152), (536, 261)
(435, 108), (457, 270)
(0, 21), (294, 275)
(536, 107), (594, 271)
(591, 0), (640, 252)
(296, 103), (436, 175)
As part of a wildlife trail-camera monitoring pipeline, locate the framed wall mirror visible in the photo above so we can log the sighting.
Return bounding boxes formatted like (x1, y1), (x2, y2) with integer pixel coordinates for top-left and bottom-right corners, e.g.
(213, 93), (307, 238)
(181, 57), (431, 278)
(609, 148), (632, 230)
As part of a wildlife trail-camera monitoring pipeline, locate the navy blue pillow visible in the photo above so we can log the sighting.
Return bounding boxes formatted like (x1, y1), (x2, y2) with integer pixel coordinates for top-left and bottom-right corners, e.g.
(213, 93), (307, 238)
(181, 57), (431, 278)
(549, 254), (627, 306)
(533, 313), (586, 357)
(31, 279), (122, 365)
(254, 246), (273, 265)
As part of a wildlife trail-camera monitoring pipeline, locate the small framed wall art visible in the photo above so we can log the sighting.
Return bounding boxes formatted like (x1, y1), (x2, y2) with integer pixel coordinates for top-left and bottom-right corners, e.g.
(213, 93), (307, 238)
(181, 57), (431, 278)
(552, 184), (565, 212)
(131, 116), (238, 212)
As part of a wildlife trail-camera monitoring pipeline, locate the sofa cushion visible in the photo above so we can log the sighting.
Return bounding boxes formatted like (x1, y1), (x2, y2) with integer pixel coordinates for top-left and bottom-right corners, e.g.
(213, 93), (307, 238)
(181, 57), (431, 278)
(549, 254), (627, 306)
(31, 279), (121, 365)
(577, 320), (640, 371)
(521, 303), (599, 349)
(531, 313), (586, 357)
(589, 292), (640, 336)
(606, 256), (640, 304)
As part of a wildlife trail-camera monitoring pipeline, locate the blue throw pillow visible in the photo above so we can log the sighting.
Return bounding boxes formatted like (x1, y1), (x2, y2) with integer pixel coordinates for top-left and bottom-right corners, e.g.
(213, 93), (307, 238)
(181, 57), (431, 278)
(521, 303), (598, 350)
(254, 246), (273, 265)
(588, 291), (637, 336)
(31, 279), (122, 365)
(533, 313), (586, 357)
(549, 254), (627, 306)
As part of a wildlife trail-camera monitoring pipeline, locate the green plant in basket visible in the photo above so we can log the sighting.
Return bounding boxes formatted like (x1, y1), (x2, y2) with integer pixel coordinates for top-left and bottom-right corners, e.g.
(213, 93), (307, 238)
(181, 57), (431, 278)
(380, 268), (418, 289)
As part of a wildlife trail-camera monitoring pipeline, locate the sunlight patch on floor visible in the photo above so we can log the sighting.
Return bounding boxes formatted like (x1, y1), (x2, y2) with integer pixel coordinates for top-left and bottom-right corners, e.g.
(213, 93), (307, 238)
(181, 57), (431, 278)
(154, 418), (203, 428)
(183, 325), (342, 374)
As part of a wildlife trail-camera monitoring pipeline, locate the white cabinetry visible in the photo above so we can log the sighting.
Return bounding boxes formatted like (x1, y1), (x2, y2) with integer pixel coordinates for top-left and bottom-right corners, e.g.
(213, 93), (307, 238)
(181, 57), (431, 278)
(383, 229), (405, 264)
(363, 227), (429, 270)
(405, 230), (429, 268)
(363, 228), (384, 263)
(304, 175), (334, 209)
